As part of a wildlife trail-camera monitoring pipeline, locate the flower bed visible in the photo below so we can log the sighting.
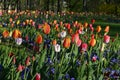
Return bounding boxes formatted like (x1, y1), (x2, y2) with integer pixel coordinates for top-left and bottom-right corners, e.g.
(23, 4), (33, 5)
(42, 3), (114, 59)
(0, 11), (120, 80)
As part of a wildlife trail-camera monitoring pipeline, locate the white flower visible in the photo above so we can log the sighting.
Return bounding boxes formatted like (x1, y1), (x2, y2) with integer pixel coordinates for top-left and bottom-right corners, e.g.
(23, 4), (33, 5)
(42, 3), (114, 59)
(15, 38), (22, 45)
(60, 31), (66, 38)
(54, 44), (60, 52)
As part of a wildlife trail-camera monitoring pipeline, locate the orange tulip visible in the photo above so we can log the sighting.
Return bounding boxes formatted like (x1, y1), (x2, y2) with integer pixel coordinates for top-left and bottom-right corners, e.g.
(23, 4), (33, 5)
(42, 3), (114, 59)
(96, 25), (101, 33)
(63, 37), (71, 48)
(89, 38), (96, 47)
(12, 29), (21, 39)
(104, 26), (109, 33)
(84, 22), (88, 28)
(43, 23), (51, 34)
(9, 18), (13, 23)
(3, 30), (9, 38)
(52, 39), (57, 46)
(36, 34), (43, 44)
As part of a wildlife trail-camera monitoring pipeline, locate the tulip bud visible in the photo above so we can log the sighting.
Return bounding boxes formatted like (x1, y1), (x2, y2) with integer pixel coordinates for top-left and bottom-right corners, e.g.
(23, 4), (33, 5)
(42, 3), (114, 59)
(81, 43), (88, 51)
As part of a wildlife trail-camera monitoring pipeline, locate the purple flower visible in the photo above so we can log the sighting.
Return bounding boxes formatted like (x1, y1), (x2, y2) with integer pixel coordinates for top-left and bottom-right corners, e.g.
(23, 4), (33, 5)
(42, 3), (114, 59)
(50, 68), (55, 74)
(71, 77), (75, 80)
(21, 68), (30, 80)
(65, 73), (70, 79)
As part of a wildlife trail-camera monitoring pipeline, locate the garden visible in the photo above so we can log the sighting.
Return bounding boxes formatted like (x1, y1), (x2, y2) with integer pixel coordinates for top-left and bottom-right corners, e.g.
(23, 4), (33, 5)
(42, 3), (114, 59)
(0, 0), (120, 80)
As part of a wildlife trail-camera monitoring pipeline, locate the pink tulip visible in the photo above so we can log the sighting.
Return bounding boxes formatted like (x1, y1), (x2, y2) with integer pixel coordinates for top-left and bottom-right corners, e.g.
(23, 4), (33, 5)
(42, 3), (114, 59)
(104, 35), (110, 43)
(76, 39), (82, 47)
(35, 73), (41, 80)
(81, 43), (88, 51)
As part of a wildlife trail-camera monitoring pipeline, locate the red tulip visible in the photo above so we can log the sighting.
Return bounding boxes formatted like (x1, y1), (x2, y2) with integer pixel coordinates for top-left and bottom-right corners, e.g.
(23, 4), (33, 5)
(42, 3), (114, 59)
(91, 19), (95, 24)
(71, 33), (79, 43)
(36, 34), (43, 44)
(35, 73), (41, 80)
(104, 35), (110, 43)
(89, 24), (94, 32)
(81, 43), (88, 51)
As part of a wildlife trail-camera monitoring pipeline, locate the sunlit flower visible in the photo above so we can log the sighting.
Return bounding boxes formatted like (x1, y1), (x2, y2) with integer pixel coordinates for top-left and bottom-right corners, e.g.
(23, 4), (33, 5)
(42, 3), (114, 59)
(60, 31), (66, 38)
(63, 37), (71, 48)
(15, 38), (22, 45)
(104, 26), (109, 33)
(12, 29), (21, 39)
(96, 25), (101, 33)
(54, 44), (61, 52)
(35, 34), (43, 44)
(81, 43), (88, 51)
(43, 23), (51, 34)
(17, 64), (24, 72)
(104, 35), (110, 43)
(2, 30), (9, 38)
(89, 38), (96, 47)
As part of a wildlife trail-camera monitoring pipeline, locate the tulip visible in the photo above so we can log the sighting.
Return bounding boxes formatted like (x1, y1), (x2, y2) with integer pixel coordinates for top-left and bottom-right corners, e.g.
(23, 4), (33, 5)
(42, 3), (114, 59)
(2, 30), (9, 38)
(81, 43), (88, 51)
(36, 34), (42, 44)
(60, 31), (66, 38)
(52, 39), (57, 46)
(104, 35), (110, 43)
(25, 56), (30, 66)
(84, 22), (88, 28)
(13, 57), (16, 64)
(54, 44), (61, 52)
(89, 24), (94, 32)
(9, 18), (13, 23)
(17, 64), (23, 72)
(104, 26), (109, 33)
(89, 38), (96, 47)
(63, 37), (71, 48)
(35, 73), (41, 80)
(96, 25), (101, 33)
(12, 29), (21, 39)
(15, 38), (22, 45)
(76, 39), (82, 47)
(91, 19), (95, 24)
(43, 23), (51, 34)
(71, 33), (79, 43)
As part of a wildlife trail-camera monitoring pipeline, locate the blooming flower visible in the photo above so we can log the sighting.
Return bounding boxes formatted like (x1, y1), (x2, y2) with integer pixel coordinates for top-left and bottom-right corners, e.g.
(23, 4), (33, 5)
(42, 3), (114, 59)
(12, 29), (21, 39)
(54, 44), (61, 52)
(43, 23), (51, 34)
(104, 26), (109, 33)
(96, 25), (101, 33)
(81, 43), (88, 51)
(89, 38), (96, 47)
(60, 31), (66, 38)
(2, 30), (9, 38)
(63, 37), (71, 48)
(104, 35), (110, 43)
(15, 38), (22, 45)
(35, 34), (43, 44)
(35, 73), (41, 80)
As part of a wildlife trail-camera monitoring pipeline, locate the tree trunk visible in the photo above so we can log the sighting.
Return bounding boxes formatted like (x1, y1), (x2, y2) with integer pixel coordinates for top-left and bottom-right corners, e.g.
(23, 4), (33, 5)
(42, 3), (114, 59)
(57, 0), (60, 12)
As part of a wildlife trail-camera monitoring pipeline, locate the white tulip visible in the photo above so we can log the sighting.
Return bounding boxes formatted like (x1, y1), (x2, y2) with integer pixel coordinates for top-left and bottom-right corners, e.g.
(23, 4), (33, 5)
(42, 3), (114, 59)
(54, 44), (61, 52)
